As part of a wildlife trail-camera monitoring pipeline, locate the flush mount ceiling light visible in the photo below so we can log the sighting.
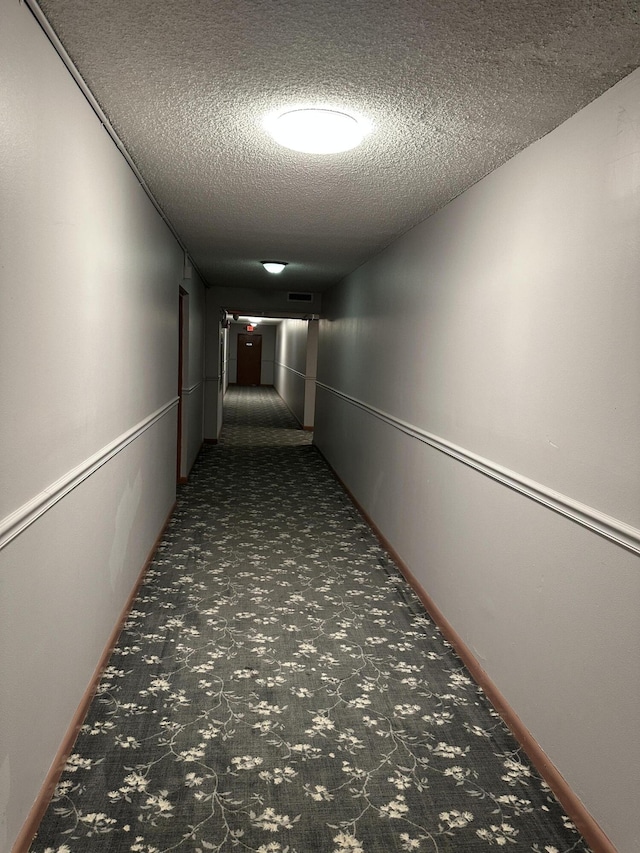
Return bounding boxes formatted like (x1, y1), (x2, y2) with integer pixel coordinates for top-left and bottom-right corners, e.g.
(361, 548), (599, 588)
(265, 108), (370, 154)
(262, 261), (288, 274)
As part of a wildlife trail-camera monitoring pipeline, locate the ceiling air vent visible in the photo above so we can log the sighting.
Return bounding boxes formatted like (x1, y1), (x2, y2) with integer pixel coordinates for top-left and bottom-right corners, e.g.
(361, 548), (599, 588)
(288, 292), (313, 302)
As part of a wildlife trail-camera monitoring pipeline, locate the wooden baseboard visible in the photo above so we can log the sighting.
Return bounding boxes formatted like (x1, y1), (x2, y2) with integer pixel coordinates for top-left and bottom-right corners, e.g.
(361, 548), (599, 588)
(314, 447), (617, 853)
(272, 389), (314, 432)
(12, 502), (177, 853)
(179, 441), (208, 484)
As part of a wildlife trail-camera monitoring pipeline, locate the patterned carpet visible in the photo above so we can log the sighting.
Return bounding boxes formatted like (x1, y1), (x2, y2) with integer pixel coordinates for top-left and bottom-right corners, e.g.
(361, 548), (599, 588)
(31, 386), (591, 853)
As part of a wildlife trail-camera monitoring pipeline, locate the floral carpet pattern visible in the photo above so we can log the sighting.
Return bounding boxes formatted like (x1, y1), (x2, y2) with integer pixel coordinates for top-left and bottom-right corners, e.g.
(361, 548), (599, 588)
(31, 387), (591, 853)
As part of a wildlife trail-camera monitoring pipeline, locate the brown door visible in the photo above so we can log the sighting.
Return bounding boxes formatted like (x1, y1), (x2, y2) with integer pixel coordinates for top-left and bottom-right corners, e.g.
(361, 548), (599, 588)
(237, 333), (262, 385)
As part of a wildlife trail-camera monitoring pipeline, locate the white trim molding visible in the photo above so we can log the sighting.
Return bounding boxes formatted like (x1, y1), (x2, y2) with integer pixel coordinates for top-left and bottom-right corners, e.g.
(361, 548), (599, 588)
(0, 398), (179, 553)
(317, 382), (640, 557)
(275, 362), (315, 381)
(182, 381), (203, 396)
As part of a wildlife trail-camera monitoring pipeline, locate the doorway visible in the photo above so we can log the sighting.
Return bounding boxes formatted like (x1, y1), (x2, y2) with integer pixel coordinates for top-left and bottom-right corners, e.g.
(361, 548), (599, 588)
(237, 333), (262, 385)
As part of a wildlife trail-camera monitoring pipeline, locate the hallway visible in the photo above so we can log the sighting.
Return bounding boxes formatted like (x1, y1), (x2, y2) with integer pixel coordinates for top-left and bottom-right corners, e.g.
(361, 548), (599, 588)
(30, 388), (590, 853)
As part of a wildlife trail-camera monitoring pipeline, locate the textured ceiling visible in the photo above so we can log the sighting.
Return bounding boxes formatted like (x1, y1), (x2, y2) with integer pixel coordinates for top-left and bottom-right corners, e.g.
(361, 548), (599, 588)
(35, 0), (640, 291)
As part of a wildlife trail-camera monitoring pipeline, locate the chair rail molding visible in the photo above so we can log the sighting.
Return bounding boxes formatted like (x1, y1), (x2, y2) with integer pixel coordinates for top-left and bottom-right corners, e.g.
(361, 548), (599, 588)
(317, 382), (640, 557)
(275, 362), (315, 381)
(0, 398), (179, 554)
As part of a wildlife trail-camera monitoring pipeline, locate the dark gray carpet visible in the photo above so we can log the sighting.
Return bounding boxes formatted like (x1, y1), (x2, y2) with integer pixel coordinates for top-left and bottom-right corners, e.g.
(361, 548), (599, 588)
(31, 386), (591, 852)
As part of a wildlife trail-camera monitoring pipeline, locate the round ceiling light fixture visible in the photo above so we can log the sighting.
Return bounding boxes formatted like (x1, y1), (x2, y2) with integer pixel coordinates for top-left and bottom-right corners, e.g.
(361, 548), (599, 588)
(265, 107), (370, 154)
(261, 261), (288, 274)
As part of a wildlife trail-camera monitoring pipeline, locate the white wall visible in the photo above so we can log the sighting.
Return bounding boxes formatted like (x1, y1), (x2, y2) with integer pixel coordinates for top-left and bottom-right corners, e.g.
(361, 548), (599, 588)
(274, 319), (318, 428)
(204, 291), (223, 440)
(314, 70), (640, 853)
(0, 2), (191, 849)
(179, 272), (206, 478)
(304, 320), (319, 427)
(275, 319), (308, 424)
(223, 326), (230, 394)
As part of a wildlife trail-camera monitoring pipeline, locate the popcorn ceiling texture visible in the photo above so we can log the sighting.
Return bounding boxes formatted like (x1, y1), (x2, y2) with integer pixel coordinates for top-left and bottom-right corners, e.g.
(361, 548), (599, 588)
(36, 0), (640, 290)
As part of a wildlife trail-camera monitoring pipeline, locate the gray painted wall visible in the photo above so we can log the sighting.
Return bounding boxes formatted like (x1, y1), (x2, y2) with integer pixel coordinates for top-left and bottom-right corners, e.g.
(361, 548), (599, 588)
(223, 326), (230, 394)
(0, 3), (203, 849)
(275, 319), (308, 425)
(314, 70), (640, 853)
(304, 320), (319, 428)
(180, 272), (206, 478)
(274, 319), (318, 428)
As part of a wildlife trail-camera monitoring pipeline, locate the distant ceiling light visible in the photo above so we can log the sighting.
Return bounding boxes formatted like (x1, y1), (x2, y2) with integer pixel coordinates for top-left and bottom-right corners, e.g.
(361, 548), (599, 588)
(262, 261), (287, 274)
(265, 108), (370, 154)
(248, 317), (262, 325)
